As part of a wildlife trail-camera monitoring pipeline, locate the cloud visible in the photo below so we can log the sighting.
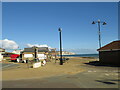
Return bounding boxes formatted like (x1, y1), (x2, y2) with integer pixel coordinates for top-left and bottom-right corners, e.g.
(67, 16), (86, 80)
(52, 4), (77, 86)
(0, 39), (19, 49)
(26, 44), (51, 48)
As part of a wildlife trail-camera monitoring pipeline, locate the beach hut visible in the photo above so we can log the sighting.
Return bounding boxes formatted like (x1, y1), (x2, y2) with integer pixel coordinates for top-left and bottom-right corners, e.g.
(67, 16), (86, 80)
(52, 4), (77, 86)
(97, 40), (120, 65)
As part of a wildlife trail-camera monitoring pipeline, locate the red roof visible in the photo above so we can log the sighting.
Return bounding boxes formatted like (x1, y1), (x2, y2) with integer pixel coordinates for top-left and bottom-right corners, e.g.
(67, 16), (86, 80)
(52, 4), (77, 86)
(97, 40), (120, 51)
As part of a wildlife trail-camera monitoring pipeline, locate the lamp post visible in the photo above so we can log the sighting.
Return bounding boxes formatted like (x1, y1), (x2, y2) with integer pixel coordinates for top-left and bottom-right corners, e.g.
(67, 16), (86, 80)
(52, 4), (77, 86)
(58, 28), (63, 65)
(34, 46), (38, 62)
(35, 47), (37, 59)
(92, 19), (106, 48)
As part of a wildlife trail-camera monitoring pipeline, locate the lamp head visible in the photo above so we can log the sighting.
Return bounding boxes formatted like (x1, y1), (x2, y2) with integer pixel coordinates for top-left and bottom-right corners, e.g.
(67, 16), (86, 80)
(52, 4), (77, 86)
(92, 21), (95, 24)
(103, 22), (107, 25)
(58, 28), (62, 32)
(98, 19), (100, 23)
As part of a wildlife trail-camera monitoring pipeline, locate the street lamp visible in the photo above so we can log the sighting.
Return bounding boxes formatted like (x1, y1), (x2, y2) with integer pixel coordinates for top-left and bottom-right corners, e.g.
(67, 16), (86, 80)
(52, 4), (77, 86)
(92, 19), (107, 48)
(34, 46), (38, 62)
(58, 28), (63, 65)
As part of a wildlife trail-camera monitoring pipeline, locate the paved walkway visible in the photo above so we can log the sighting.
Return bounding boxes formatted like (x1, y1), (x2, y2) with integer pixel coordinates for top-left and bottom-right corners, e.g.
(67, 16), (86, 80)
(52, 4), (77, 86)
(1, 63), (19, 70)
(2, 64), (119, 88)
(2, 57), (120, 88)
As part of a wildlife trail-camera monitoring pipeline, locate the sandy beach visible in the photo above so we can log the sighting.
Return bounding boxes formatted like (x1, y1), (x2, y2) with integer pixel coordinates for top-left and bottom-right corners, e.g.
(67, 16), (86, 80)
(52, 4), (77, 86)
(2, 57), (119, 88)
(2, 57), (93, 80)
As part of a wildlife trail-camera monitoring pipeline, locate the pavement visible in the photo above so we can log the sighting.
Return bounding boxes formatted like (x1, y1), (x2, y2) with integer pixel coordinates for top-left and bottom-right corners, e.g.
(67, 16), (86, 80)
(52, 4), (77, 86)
(2, 62), (119, 88)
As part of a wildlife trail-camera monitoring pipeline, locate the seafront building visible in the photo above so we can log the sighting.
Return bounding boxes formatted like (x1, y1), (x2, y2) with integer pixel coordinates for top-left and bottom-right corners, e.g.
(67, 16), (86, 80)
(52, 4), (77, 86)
(97, 40), (120, 65)
(48, 48), (57, 59)
(22, 46), (49, 60)
(0, 48), (5, 53)
(0, 48), (5, 61)
(0, 46), (75, 62)
(12, 49), (23, 54)
(0, 48), (15, 60)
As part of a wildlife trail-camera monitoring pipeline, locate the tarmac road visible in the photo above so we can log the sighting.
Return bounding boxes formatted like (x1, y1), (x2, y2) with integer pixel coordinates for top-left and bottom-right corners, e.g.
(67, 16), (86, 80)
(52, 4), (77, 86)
(1, 63), (19, 70)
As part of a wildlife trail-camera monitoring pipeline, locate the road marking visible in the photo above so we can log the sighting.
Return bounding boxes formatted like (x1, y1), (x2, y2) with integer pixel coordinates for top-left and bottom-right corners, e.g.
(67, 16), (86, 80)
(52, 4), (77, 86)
(2, 64), (14, 69)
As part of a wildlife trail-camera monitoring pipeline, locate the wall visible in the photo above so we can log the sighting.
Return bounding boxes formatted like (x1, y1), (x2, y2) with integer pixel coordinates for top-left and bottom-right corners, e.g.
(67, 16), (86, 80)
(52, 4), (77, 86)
(22, 52), (34, 60)
(99, 50), (119, 65)
(22, 52), (47, 60)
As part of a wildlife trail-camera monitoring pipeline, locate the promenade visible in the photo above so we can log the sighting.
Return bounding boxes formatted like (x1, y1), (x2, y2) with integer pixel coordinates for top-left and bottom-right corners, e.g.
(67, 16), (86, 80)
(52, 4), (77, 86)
(2, 57), (119, 88)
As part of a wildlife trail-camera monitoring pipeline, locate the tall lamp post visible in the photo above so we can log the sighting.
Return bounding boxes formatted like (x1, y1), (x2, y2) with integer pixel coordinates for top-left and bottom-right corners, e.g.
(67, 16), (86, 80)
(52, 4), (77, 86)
(58, 28), (63, 65)
(92, 19), (107, 48)
(34, 46), (38, 62)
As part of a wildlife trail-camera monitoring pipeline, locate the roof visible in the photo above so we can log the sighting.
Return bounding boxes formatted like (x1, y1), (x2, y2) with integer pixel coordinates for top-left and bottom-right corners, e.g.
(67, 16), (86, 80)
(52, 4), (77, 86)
(0, 48), (5, 52)
(38, 47), (49, 52)
(97, 40), (120, 51)
(2, 52), (14, 54)
(24, 47), (49, 52)
(12, 50), (23, 54)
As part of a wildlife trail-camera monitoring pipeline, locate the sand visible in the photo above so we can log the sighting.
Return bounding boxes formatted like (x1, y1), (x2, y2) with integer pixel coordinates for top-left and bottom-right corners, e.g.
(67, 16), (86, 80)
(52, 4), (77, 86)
(2, 57), (98, 81)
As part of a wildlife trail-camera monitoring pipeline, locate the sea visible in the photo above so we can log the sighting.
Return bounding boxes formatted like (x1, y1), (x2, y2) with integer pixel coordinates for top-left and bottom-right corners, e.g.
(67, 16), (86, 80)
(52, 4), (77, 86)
(62, 54), (99, 58)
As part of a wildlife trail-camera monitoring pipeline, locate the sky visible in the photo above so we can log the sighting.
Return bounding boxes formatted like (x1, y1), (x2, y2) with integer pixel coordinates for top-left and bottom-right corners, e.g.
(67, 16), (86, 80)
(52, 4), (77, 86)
(1, 2), (118, 54)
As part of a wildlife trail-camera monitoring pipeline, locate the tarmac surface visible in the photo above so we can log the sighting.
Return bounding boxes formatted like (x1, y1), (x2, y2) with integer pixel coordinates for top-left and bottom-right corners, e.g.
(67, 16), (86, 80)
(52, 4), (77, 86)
(2, 57), (120, 88)
(2, 65), (119, 88)
(1, 63), (19, 70)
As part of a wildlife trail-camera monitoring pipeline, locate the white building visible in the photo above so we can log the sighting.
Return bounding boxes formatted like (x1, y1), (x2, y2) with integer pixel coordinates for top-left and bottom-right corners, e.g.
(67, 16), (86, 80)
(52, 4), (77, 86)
(12, 49), (23, 54)
(0, 48), (5, 61)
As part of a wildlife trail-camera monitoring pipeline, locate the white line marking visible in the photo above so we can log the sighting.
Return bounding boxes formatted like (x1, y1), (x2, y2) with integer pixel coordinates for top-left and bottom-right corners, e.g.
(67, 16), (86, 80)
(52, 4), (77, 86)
(2, 64), (14, 68)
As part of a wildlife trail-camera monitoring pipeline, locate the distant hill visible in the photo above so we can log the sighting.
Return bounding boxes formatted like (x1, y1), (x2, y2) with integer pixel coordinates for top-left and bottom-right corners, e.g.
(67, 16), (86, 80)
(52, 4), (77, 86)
(56, 51), (75, 55)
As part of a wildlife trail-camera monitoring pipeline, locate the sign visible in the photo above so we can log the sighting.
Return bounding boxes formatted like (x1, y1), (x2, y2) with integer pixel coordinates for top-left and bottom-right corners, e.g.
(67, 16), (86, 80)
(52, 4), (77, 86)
(33, 62), (41, 68)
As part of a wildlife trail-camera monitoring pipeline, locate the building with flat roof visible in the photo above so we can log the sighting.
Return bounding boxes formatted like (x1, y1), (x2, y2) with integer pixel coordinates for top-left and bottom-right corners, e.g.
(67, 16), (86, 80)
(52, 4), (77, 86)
(22, 47), (49, 60)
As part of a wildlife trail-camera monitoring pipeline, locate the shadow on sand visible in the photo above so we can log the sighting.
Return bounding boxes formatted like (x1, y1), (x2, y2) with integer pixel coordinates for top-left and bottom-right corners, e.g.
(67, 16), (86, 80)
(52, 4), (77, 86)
(84, 61), (120, 67)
